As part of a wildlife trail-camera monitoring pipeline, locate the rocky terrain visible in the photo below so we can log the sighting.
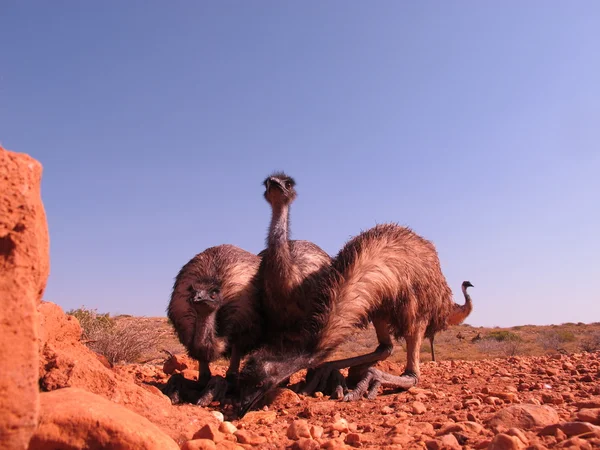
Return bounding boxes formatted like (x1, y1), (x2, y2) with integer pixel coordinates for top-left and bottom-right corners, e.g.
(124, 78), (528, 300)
(1, 146), (600, 449)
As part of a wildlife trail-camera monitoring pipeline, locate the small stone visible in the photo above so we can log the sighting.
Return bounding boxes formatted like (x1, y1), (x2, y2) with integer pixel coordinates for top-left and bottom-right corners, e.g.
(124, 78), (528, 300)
(390, 434), (413, 445)
(411, 401), (427, 415)
(488, 433), (525, 450)
(264, 388), (301, 408)
(410, 422), (435, 436)
(211, 411), (224, 423)
(193, 424), (225, 443)
(538, 421), (599, 437)
(214, 442), (244, 450)
(560, 421), (600, 436)
(162, 354), (189, 374)
(239, 410), (277, 425)
(330, 418), (350, 433)
(554, 428), (567, 441)
(462, 421), (484, 434)
(436, 423), (463, 436)
(486, 405), (560, 430)
(425, 439), (443, 450)
(218, 422), (237, 435)
(463, 398), (481, 408)
(486, 396), (502, 405)
(182, 440), (217, 450)
(287, 420), (312, 440)
(321, 438), (348, 449)
(291, 438), (320, 450)
(381, 406), (394, 414)
(181, 439), (217, 450)
(344, 433), (361, 447)
(541, 393), (563, 405)
(310, 425), (324, 439)
(506, 428), (529, 445)
(439, 433), (461, 449)
(233, 430), (267, 445)
(577, 408), (600, 425)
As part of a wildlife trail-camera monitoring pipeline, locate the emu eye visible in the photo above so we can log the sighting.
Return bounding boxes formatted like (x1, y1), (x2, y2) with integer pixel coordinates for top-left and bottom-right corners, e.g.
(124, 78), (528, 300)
(285, 181), (292, 189)
(256, 381), (264, 388)
(210, 289), (219, 299)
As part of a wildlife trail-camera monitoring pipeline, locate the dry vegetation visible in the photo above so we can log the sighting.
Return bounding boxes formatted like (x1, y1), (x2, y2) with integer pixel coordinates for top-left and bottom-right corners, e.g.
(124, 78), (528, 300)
(68, 307), (600, 367)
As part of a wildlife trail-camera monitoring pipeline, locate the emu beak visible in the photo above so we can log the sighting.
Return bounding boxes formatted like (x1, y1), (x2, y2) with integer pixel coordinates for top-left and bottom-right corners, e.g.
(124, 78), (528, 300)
(266, 177), (284, 192)
(237, 389), (269, 419)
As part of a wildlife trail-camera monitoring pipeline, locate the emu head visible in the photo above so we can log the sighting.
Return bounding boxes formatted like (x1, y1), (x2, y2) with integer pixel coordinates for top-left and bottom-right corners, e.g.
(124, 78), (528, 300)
(462, 281), (474, 289)
(263, 171), (297, 207)
(236, 349), (310, 418)
(187, 280), (222, 311)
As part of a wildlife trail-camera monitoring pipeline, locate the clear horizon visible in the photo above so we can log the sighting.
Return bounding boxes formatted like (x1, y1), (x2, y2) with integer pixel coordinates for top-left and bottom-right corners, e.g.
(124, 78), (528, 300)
(1, 2), (599, 327)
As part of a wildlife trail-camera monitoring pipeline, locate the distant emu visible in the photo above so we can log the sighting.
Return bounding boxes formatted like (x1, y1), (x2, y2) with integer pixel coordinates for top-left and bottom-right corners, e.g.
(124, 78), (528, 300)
(237, 223), (466, 416)
(428, 280), (474, 362)
(166, 244), (262, 405)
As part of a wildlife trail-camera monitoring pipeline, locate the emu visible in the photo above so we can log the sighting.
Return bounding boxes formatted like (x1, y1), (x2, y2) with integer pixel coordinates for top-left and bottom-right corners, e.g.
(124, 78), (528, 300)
(237, 223), (472, 416)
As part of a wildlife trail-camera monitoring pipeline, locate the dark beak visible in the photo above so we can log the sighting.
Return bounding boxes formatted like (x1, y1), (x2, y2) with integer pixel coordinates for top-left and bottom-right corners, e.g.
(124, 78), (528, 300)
(236, 388), (269, 419)
(266, 177), (284, 192)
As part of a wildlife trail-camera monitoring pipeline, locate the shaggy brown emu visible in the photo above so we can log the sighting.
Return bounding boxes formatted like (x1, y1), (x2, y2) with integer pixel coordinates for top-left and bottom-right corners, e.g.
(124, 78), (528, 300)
(166, 244), (262, 405)
(260, 171), (331, 333)
(428, 281), (474, 361)
(237, 223), (461, 416)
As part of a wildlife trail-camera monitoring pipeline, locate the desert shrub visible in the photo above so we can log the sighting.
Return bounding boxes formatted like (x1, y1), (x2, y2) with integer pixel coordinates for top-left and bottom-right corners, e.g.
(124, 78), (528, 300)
(511, 325), (524, 331)
(477, 339), (522, 357)
(499, 340), (523, 357)
(92, 320), (163, 365)
(476, 339), (503, 356)
(536, 330), (575, 352)
(67, 306), (114, 340)
(486, 331), (522, 342)
(67, 306), (161, 365)
(580, 332), (600, 352)
(555, 330), (576, 343)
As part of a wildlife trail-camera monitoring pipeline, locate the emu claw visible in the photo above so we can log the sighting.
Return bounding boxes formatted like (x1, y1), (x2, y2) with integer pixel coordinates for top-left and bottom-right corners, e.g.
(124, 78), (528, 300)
(300, 364), (347, 399)
(342, 367), (418, 402)
(197, 375), (229, 407)
(163, 373), (203, 405)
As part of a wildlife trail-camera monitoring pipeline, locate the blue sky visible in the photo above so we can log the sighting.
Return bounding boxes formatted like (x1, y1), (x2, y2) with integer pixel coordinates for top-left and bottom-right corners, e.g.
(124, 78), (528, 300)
(1, 2), (599, 327)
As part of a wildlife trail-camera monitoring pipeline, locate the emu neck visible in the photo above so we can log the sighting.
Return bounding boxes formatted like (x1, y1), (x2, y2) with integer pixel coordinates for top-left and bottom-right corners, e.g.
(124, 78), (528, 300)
(266, 203), (295, 280)
(192, 309), (218, 361)
(268, 203), (290, 249)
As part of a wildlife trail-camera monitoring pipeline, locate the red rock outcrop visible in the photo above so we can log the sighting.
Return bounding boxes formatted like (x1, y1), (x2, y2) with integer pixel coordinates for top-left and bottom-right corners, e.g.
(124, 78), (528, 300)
(37, 301), (218, 444)
(0, 147), (49, 450)
(29, 388), (180, 450)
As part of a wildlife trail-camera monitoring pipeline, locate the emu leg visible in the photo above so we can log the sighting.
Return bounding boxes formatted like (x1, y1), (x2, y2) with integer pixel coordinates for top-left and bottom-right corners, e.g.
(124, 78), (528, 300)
(163, 358), (212, 404)
(430, 335), (436, 362)
(197, 346), (243, 407)
(342, 326), (425, 401)
(300, 318), (392, 398)
(197, 375), (229, 406)
(164, 373), (207, 404)
(197, 359), (212, 389)
(225, 345), (241, 392)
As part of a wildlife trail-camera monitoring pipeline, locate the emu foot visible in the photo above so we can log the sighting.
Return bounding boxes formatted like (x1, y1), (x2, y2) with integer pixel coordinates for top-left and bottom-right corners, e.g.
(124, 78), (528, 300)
(197, 375), (230, 407)
(342, 366), (418, 402)
(163, 373), (206, 405)
(299, 364), (347, 400)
